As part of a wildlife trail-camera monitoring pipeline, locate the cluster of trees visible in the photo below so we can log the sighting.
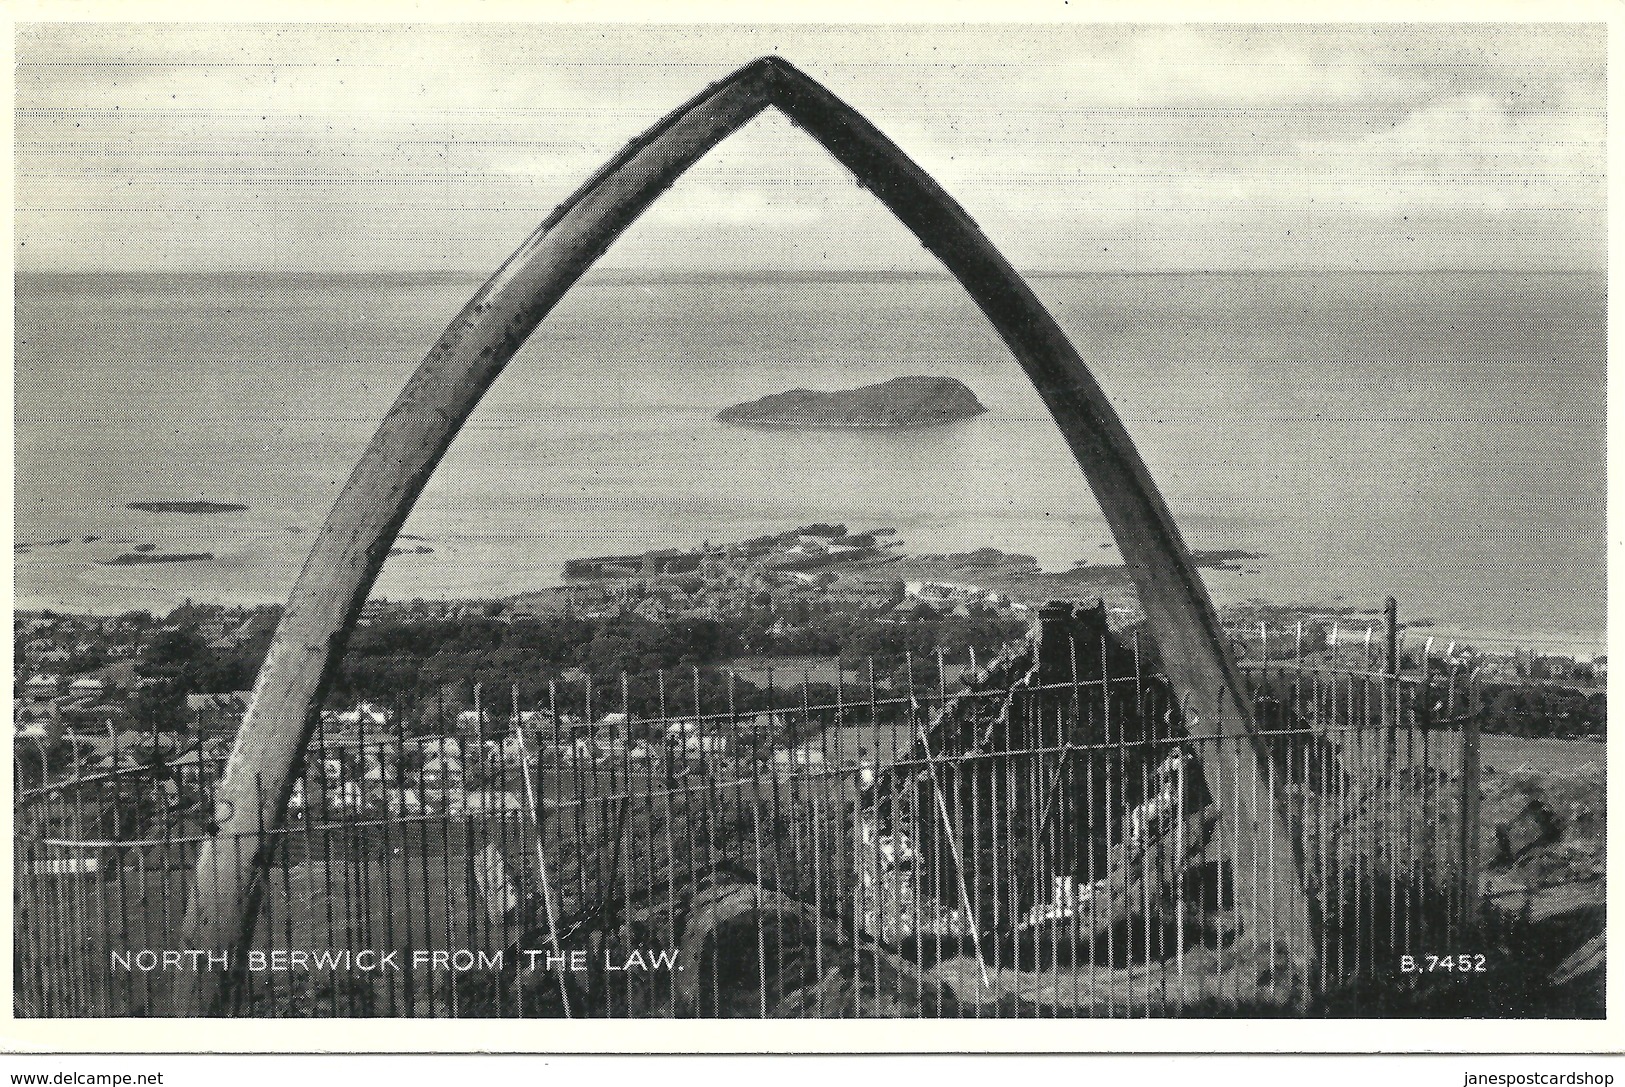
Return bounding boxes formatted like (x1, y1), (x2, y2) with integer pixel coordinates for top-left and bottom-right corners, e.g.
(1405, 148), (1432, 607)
(125, 623), (276, 732)
(762, 611), (1024, 666)
(332, 610), (1024, 717)
(1476, 682), (1606, 739)
(1527, 657), (1604, 686)
(142, 625), (265, 693)
(114, 604), (1611, 742)
(135, 606), (1023, 727)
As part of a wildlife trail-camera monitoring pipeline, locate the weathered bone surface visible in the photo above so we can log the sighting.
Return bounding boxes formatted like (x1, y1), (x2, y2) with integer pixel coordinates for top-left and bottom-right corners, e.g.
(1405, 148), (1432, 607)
(181, 56), (1315, 1014)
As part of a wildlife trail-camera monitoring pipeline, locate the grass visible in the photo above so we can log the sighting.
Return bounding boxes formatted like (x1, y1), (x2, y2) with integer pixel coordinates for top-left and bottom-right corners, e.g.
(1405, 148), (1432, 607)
(1479, 734), (1606, 776)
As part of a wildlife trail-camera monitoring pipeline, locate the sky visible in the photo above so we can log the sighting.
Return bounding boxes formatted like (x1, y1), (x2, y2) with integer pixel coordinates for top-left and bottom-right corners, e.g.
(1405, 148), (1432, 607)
(13, 22), (1606, 275)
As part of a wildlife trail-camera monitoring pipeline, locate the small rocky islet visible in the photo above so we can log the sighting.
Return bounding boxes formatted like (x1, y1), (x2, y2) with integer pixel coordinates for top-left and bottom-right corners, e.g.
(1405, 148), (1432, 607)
(127, 500), (247, 514)
(717, 375), (987, 429)
(102, 551), (215, 565)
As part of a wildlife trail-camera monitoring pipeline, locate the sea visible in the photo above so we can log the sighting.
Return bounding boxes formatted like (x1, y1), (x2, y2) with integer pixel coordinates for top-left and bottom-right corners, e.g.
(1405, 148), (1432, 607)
(13, 268), (1606, 655)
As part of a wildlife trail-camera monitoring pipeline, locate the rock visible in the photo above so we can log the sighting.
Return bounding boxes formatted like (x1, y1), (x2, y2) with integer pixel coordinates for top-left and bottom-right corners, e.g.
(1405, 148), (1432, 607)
(1496, 798), (1560, 863)
(677, 879), (960, 1017)
(127, 501), (247, 513)
(102, 552), (214, 565)
(1550, 932), (1604, 989)
(718, 375), (987, 428)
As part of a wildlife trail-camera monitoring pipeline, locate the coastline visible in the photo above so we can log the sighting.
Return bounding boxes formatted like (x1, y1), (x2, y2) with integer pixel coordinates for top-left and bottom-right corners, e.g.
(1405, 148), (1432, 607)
(715, 416), (985, 430)
(13, 541), (1604, 659)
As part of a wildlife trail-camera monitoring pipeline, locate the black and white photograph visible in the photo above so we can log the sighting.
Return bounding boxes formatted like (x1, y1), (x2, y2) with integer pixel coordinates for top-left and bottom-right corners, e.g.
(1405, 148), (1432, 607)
(9, 16), (1609, 1034)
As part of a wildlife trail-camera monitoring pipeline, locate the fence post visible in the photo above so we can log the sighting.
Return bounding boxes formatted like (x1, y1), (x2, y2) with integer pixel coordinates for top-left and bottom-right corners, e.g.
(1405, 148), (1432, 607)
(1459, 671), (1481, 930)
(1419, 640), (1433, 730)
(1383, 597), (1398, 678)
(1382, 598), (1399, 774)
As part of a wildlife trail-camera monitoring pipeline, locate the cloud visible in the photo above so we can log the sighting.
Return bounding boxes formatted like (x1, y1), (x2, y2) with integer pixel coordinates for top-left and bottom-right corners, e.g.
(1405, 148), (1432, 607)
(13, 23), (1605, 274)
(1045, 28), (1436, 108)
(1283, 93), (1605, 218)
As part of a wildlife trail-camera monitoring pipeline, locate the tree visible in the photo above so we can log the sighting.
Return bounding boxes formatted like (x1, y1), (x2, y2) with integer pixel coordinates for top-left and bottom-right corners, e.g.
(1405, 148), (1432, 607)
(129, 681), (187, 734)
(139, 627), (210, 682)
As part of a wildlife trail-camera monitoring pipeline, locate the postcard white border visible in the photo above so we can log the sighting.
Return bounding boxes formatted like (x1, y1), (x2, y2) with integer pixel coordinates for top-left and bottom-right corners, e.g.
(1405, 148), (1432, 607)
(1, 0), (1618, 1055)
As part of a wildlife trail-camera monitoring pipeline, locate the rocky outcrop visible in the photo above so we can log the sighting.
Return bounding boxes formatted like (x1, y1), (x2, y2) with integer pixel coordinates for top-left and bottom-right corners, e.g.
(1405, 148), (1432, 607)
(717, 375), (987, 428)
(856, 601), (1208, 961)
(127, 501), (246, 513)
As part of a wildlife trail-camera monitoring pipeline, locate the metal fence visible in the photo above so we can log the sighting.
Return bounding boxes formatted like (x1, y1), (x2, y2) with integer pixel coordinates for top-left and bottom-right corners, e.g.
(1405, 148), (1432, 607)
(14, 608), (1480, 1017)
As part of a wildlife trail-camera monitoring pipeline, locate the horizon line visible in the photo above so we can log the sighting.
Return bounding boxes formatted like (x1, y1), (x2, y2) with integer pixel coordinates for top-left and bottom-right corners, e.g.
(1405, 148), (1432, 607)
(14, 265), (1604, 281)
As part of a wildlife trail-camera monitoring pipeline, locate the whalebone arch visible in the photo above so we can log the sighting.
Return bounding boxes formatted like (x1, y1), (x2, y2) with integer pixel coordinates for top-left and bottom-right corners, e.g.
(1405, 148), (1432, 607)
(180, 55), (1315, 1013)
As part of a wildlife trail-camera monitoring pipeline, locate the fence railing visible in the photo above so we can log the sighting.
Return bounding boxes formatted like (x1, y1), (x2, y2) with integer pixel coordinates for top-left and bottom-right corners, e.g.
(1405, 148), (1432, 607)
(14, 609), (1480, 1017)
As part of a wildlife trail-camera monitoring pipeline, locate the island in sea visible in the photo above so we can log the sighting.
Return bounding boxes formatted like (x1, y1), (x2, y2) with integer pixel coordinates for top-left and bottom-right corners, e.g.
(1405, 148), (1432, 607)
(127, 501), (247, 514)
(717, 375), (987, 428)
(102, 551), (215, 565)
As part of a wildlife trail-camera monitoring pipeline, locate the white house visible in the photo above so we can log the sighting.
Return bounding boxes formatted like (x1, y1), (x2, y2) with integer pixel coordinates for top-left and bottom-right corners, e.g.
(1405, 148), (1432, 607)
(326, 780), (365, 813)
(170, 750), (206, 785)
(23, 675), (62, 700)
(420, 755), (464, 789)
(386, 788), (426, 816)
(772, 746), (827, 769)
(326, 703), (388, 727)
(465, 790), (525, 813)
(412, 736), (462, 760)
(683, 733), (728, 755)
